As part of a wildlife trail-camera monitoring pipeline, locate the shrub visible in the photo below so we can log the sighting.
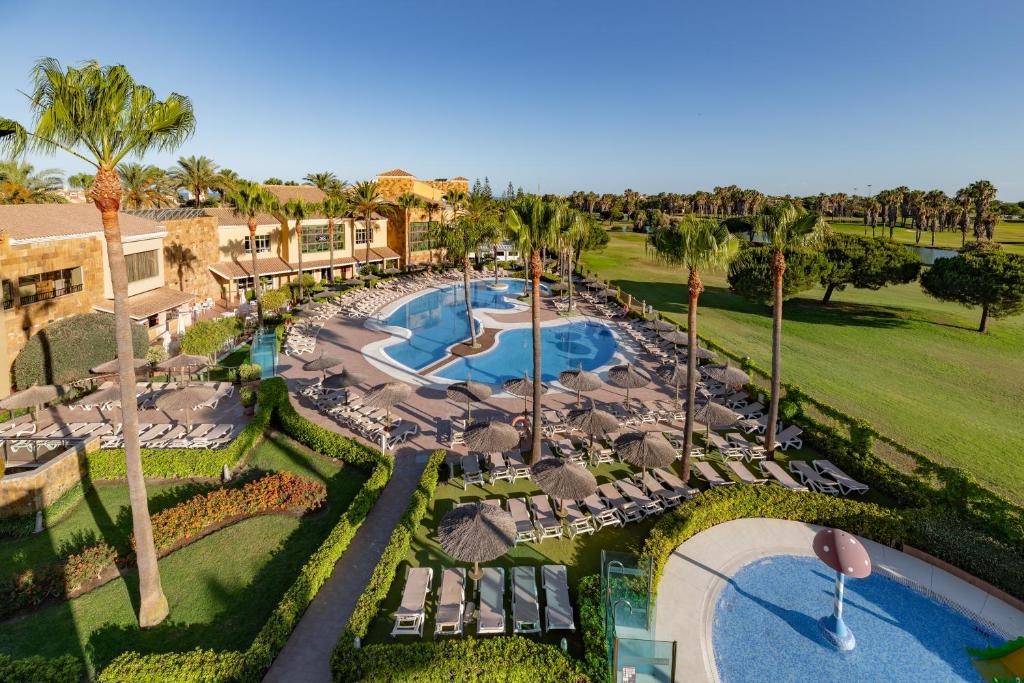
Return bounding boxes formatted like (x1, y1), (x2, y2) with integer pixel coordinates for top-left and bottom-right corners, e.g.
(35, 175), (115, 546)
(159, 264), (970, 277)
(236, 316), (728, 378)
(237, 363), (262, 383)
(1, 543), (117, 618)
(180, 318), (242, 357)
(0, 654), (82, 683)
(12, 313), (148, 389)
(260, 286), (290, 312)
(577, 574), (610, 683)
(239, 386), (257, 408)
(145, 345), (168, 367)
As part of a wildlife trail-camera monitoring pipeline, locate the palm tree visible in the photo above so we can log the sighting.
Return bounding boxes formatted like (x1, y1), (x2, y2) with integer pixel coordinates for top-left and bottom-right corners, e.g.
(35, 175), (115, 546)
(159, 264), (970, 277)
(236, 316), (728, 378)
(504, 196), (567, 463)
(211, 168), (239, 206)
(118, 163), (173, 209)
(168, 154), (220, 209)
(68, 171), (94, 192)
(648, 217), (731, 482)
(925, 190), (947, 247)
(969, 180), (997, 240)
(0, 159), (65, 203)
(226, 181), (278, 323)
(396, 191), (424, 268)
(321, 194), (351, 281)
(303, 171), (341, 194)
(424, 199), (442, 268)
(350, 180), (391, 274)
(282, 198), (312, 301)
(955, 187), (972, 246)
(164, 241), (198, 291)
(753, 201), (829, 458)
(0, 58), (194, 627)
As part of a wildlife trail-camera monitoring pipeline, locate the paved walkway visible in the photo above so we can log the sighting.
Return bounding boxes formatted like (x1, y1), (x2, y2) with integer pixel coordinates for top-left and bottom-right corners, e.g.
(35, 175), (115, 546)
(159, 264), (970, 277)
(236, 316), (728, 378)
(655, 518), (1024, 682)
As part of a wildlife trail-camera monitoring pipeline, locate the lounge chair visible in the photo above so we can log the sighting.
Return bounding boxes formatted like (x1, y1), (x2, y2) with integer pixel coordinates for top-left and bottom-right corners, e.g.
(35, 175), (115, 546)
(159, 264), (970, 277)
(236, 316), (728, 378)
(736, 401), (765, 418)
(391, 567), (433, 637)
(487, 452), (513, 485)
(460, 454), (483, 490)
(758, 425), (804, 451)
(725, 432), (767, 461)
(530, 495), (564, 541)
(562, 500), (596, 537)
(813, 460), (869, 495)
(789, 461), (840, 494)
(542, 565), (575, 632)
(477, 567), (506, 635)
(759, 461), (809, 491)
(739, 414), (771, 434)
(580, 494), (622, 530)
(597, 483), (643, 523)
(707, 432), (745, 460)
(553, 438), (588, 466)
(637, 471), (684, 508)
(507, 497), (537, 544)
(434, 568), (466, 636)
(505, 450), (531, 481)
(615, 479), (664, 516)
(651, 467), (699, 500)
(512, 566), (541, 634)
(725, 460), (767, 484)
(692, 462), (733, 487)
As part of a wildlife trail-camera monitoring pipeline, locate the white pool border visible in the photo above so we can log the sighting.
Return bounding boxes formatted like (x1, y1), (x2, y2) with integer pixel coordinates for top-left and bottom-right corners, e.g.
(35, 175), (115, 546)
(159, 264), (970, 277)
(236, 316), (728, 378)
(655, 517), (1024, 683)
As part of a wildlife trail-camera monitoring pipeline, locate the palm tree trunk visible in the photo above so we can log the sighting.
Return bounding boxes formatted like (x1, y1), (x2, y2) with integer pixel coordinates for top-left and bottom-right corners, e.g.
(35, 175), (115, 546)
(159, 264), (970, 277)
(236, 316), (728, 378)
(296, 222), (304, 302)
(568, 250), (575, 311)
(681, 269), (702, 483)
(493, 242), (500, 284)
(194, 184), (201, 210)
(463, 255), (477, 348)
(530, 248), (543, 464)
(765, 249), (785, 460)
(249, 220), (263, 325)
(364, 215), (371, 272)
(328, 217), (335, 282)
(94, 168), (168, 627)
(404, 209), (411, 269)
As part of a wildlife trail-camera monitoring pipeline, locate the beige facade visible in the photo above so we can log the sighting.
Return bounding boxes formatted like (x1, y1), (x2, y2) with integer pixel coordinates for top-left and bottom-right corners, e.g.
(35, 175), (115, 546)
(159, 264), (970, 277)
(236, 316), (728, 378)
(162, 216), (220, 300)
(376, 169), (468, 266)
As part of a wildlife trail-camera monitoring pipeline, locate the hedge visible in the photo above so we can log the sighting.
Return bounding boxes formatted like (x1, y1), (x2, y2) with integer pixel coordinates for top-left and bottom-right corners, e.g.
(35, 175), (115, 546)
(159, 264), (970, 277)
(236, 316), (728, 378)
(0, 482), (86, 540)
(179, 317), (243, 358)
(577, 574), (610, 683)
(12, 312), (148, 389)
(97, 377), (392, 682)
(0, 654), (82, 683)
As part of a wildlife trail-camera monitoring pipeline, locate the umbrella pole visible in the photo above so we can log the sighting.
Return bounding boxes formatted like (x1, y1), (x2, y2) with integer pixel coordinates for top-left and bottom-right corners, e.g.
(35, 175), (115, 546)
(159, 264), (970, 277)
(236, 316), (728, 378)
(471, 561), (482, 583)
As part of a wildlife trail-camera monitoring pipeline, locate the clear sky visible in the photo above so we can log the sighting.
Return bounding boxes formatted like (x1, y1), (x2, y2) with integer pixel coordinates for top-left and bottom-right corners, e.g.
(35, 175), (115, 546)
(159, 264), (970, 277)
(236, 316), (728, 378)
(2, 0), (1022, 198)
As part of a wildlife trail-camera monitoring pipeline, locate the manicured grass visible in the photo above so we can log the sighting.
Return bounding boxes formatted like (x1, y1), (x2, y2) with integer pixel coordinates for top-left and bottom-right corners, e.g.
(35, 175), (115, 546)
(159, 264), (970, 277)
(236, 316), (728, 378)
(209, 345), (250, 381)
(0, 433), (367, 674)
(582, 232), (1024, 501)
(830, 220), (1024, 255)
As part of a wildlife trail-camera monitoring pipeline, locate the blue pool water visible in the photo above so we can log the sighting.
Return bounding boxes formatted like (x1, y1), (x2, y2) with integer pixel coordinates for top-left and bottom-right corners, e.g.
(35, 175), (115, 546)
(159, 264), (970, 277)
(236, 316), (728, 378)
(382, 278), (545, 371)
(250, 329), (278, 379)
(713, 555), (1001, 682)
(437, 321), (617, 383)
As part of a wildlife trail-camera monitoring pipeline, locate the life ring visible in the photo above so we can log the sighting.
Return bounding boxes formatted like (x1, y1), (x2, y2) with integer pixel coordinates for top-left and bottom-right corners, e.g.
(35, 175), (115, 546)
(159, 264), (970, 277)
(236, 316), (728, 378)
(511, 414), (531, 435)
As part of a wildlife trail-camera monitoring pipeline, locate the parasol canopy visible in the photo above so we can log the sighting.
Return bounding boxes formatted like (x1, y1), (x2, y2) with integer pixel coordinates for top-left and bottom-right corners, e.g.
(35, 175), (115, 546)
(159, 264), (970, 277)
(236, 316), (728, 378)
(0, 384), (62, 411)
(438, 501), (516, 578)
(90, 357), (149, 374)
(446, 380), (492, 423)
(303, 354), (344, 373)
(384, 267), (401, 275)
(157, 354), (210, 371)
(531, 458), (597, 511)
(502, 372), (547, 414)
(323, 367), (367, 390)
(645, 319), (675, 332)
(559, 365), (603, 407)
(154, 384), (218, 428)
(687, 346), (718, 362)
(608, 363), (651, 405)
(549, 282), (569, 293)
(614, 431), (677, 470)
(74, 384), (124, 409)
(659, 329), (689, 346)
(692, 400), (741, 429)
(463, 420), (521, 453)
(702, 363), (750, 388)
(361, 381), (412, 424)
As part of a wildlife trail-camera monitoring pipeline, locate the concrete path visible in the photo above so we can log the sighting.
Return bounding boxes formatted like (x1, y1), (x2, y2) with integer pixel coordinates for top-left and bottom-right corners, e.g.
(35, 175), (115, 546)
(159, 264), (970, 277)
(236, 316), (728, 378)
(655, 518), (1024, 682)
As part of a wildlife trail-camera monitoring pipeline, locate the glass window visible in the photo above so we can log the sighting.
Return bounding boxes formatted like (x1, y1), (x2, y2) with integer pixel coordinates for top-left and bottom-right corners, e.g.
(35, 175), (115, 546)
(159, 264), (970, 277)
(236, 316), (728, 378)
(125, 250), (159, 283)
(301, 225), (345, 253)
(17, 267), (84, 305)
(409, 221), (438, 252)
(355, 226), (369, 244)
(244, 234), (271, 254)
(2, 280), (13, 310)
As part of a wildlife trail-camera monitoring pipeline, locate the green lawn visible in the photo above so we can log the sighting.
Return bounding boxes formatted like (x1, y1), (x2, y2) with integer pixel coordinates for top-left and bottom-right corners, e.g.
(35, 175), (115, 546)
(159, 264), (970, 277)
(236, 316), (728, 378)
(0, 433), (367, 675)
(829, 219), (1024, 255)
(582, 232), (1024, 502)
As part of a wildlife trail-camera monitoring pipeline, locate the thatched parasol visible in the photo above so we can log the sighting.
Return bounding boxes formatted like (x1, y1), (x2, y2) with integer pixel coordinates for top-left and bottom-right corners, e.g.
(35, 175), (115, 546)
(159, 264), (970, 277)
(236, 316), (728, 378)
(90, 357), (149, 374)
(75, 384), (124, 410)
(463, 420), (521, 454)
(608, 363), (651, 406)
(384, 267), (401, 275)
(438, 502), (516, 580)
(687, 346), (718, 362)
(567, 404), (620, 451)
(303, 353), (344, 378)
(659, 329), (689, 346)
(614, 431), (677, 487)
(157, 353), (210, 381)
(692, 400), (742, 444)
(531, 458), (598, 515)
(342, 277), (364, 286)
(702, 363), (750, 388)
(324, 367), (366, 391)
(559, 364), (603, 407)
(154, 385), (217, 428)
(0, 384), (62, 412)
(502, 372), (547, 415)
(361, 381), (412, 425)
(645, 319), (675, 332)
(656, 362), (690, 406)
(446, 379), (492, 424)
(549, 282), (569, 293)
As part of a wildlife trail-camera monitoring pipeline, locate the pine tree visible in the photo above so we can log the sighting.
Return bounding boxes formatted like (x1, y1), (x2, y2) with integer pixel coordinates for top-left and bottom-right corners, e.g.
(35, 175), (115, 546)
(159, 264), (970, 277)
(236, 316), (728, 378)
(483, 176), (492, 198)
(505, 181), (515, 199)
(472, 178), (482, 194)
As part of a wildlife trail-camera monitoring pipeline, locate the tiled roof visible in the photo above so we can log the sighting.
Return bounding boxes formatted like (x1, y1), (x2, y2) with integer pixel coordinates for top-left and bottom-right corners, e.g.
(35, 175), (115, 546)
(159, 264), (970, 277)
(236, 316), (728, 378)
(208, 257), (295, 280)
(265, 184), (327, 205)
(0, 204), (163, 242)
(203, 207), (280, 226)
(371, 246), (400, 260)
(450, 176), (468, 181)
(291, 256), (357, 271)
(377, 168), (415, 178)
(93, 287), (194, 320)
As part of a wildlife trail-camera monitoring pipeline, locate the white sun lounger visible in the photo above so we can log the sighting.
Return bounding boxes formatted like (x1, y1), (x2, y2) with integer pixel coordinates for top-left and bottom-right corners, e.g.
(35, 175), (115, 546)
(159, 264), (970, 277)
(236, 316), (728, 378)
(460, 454), (483, 490)
(725, 460), (767, 484)
(391, 566), (433, 636)
(693, 461), (733, 487)
(542, 565), (575, 632)
(725, 432), (767, 461)
(597, 483), (643, 523)
(477, 567), (506, 635)
(615, 479), (664, 516)
(512, 566), (541, 634)
(758, 425), (804, 451)
(813, 460), (869, 495)
(504, 450), (531, 481)
(759, 461), (809, 491)
(487, 452), (513, 485)
(434, 568), (466, 636)
(580, 494), (622, 529)
(530, 495), (564, 541)
(789, 461), (840, 494)
(637, 471), (684, 508)
(507, 497), (537, 544)
(651, 467), (699, 500)
(563, 500), (596, 537)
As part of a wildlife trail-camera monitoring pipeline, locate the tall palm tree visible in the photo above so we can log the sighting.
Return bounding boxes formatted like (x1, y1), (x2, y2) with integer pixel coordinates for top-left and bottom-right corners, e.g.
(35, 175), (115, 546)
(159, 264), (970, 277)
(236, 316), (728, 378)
(424, 199), (442, 268)
(211, 168), (239, 206)
(1, 58), (194, 627)
(164, 242), (198, 291)
(396, 191), (424, 268)
(68, 171), (94, 193)
(0, 159), (65, 203)
(648, 217), (731, 482)
(282, 198), (312, 301)
(955, 187), (972, 246)
(226, 181), (278, 323)
(321, 194), (351, 281)
(168, 154), (220, 209)
(504, 196), (567, 462)
(969, 180), (997, 240)
(753, 201), (829, 458)
(350, 180), (391, 274)
(924, 190), (947, 247)
(118, 162), (173, 209)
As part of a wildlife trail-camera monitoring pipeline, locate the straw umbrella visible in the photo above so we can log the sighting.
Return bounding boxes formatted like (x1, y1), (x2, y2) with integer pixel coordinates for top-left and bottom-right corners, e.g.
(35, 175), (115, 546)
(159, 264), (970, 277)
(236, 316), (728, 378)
(692, 400), (742, 446)
(531, 457), (597, 516)
(361, 381), (412, 426)
(645, 319), (675, 332)
(614, 431), (677, 489)
(438, 502), (516, 581)
(502, 372), (546, 415)
(463, 420), (521, 454)
(686, 346), (718, 363)
(324, 367), (366, 390)
(656, 362), (690, 406)
(659, 329), (689, 352)
(567, 404), (620, 452)
(74, 384), (124, 411)
(0, 384), (62, 414)
(154, 385), (217, 429)
(91, 357), (149, 375)
(702, 363), (750, 389)
(559, 364), (603, 407)
(446, 379), (492, 425)
(157, 354), (210, 382)
(302, 353), (344, 379)
(608, 363), (651, 408)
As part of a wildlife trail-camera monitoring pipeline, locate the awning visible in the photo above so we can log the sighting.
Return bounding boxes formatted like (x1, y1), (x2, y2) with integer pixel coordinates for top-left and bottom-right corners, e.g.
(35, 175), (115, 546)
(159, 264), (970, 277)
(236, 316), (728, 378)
(289, 256), (357, 272)
(93, 287), (195, 320)
(208, 257), (295, 280)
(365, 246), (400, 262)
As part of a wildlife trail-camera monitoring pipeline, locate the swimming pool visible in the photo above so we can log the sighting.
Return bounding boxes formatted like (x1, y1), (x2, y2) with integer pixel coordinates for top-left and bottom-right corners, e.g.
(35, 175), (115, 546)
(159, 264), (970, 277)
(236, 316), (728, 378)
(250, 329), (278, 379)
(712, 555), (1002, 682)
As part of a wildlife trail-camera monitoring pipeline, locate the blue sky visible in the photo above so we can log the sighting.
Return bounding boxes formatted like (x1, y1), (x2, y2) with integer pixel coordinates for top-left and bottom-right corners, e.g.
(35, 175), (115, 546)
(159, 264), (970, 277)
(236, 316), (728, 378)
(2, 0), (1022, 198)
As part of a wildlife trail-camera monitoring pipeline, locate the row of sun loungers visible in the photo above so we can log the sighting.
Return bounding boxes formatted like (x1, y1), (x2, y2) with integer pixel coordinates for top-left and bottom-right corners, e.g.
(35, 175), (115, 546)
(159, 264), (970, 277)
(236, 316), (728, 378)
(304, 384), (418, 450)
(392, 564), (575, 637)
(691, 456), (868, 495)
(284, 320), (326, 356)
(339, 270), (479, 319)
(99, 422), (236, 449)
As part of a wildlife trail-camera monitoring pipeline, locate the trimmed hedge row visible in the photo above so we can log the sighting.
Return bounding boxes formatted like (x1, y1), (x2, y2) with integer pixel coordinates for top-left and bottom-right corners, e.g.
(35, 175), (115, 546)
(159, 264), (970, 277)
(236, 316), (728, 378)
(97, 377), (392, 682)
(577, 574), (610, 683)
(0, 482), (86, 540)
(0, 654), (82, 683)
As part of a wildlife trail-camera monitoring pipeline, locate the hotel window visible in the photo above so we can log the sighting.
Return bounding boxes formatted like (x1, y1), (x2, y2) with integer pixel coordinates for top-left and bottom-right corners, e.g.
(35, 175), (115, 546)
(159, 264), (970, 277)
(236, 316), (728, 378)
(2, 280), (13, 310)
(409, 221), (438, 252)
(301, 225), (345, 253)
(244, 234), (271, 254)
(125, 250), (160, 283)
(18, 267), (84, 305)
(355, 225), (370, 244)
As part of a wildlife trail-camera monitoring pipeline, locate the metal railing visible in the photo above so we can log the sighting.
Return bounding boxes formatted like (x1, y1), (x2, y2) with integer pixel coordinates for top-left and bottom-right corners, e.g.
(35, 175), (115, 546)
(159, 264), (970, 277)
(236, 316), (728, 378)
(18, 283), (84, 306)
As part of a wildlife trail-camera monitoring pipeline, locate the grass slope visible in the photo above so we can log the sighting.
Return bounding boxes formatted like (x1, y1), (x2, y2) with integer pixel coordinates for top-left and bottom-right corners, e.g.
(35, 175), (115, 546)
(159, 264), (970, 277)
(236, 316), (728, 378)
(582, 231), (1024, 500)
(830, 219), (1024, 255)
(0, 433), (366, 674)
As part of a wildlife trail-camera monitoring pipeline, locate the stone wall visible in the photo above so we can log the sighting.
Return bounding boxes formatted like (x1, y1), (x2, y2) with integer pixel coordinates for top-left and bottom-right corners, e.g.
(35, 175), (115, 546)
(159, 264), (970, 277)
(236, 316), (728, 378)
(162, 216), (221, 301)
(0, 437), (98, 517)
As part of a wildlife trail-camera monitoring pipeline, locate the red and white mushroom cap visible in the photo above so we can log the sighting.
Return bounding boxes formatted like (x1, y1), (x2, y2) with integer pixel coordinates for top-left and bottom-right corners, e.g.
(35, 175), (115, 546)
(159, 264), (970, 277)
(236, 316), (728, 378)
(813, 528), (872, 578)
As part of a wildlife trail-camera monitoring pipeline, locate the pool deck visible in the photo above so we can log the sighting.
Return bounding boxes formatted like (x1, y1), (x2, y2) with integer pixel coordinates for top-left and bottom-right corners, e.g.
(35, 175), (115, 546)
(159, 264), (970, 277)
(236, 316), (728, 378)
(656, 518), (1024, 683)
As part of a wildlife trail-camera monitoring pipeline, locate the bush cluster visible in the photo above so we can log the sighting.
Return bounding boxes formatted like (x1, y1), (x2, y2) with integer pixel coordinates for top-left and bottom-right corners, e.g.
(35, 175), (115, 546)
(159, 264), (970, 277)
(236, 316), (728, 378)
(237, 363), (262, 383)
(1, 543), (116, 619)
(12, 312), (149, 389)
(0, 654), (82, 683)
(576, 574), (609, 683)
(180, 317), (243, 357)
